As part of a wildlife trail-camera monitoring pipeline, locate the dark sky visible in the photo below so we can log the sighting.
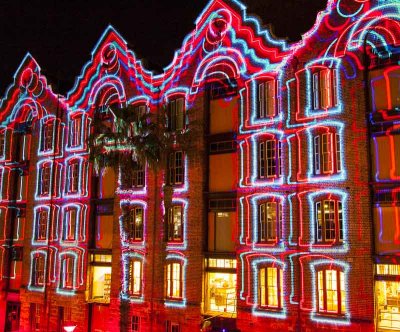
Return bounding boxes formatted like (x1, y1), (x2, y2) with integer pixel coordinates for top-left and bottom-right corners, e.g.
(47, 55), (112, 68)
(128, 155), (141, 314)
(0, 0), (327, 95)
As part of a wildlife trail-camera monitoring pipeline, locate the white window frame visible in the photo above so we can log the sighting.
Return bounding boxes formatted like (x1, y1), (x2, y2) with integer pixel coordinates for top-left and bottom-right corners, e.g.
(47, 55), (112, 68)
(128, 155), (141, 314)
(258, 80), (278, 118)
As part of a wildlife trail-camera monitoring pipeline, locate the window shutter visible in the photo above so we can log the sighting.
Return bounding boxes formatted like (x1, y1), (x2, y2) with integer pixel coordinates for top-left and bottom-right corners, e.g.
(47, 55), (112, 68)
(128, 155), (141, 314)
(266, 80), (276, 116)
(259, 142), (265, 178)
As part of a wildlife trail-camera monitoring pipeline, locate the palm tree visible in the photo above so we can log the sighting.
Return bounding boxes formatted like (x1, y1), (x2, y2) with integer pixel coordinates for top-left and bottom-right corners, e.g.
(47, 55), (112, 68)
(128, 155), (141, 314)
(88, 101), (200, 330)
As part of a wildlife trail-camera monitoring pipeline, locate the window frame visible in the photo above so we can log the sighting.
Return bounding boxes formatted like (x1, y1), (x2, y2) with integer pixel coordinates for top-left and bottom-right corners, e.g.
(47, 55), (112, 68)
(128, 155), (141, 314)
(312, 68), (338, 110)
(132, 162), (145, 188)
(67, 161), (79, 194)
(127, 206), (144, 241)
(167, 97), (185, 132)
(259, 265), (283, 309)
(317, 268), (346, 315)
(59, 256), (74, 290)
(32, 255), (45, 287)
(69, 115), (82, 148)
(40, 164), (51, 196)
(258, 139), (282, 179)
(315, 198), (344, 244)
(0, 129), (6, 159)
(36, 209), (48, 241)
(167, 205), (183, 242)
(168, 151), (184, 186)
(63, 208), (78, 241)
(314, 132), (341, 175)
(165, 261), (183, 299)
(128, 259), (143, 297)
(41, 119), (55, 152)
(258, 79), (278, 118)
(258, 201), (282, 243)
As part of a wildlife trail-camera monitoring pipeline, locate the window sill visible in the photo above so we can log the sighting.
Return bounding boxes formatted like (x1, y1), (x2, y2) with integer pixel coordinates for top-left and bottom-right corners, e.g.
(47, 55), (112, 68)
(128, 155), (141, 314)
(258, 306), (283, 312)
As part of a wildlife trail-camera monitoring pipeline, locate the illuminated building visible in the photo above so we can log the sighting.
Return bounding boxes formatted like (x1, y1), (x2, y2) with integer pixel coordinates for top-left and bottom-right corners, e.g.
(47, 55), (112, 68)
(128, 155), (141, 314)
(0, 0), (399, 331)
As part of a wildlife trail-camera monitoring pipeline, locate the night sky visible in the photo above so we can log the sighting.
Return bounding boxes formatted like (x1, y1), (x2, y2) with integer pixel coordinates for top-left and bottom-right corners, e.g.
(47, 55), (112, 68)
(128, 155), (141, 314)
(0, 0), (327, 95)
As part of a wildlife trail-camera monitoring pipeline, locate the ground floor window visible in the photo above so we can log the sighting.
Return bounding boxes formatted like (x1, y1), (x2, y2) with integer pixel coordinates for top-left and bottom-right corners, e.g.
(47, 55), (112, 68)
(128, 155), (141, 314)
(376, 280), (400, 330)
(205, 258), (237, 316)
(88, 254), (112, 303)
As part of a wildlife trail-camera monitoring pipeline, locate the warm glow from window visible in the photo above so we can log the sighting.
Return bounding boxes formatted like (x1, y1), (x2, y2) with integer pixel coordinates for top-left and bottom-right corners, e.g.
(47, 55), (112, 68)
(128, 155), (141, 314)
(206, 272), (236, 315)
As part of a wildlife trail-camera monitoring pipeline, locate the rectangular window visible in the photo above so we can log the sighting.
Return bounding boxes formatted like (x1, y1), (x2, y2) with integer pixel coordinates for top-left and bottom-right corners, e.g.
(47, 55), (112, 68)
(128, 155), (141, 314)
(168, 151), (184, 185)
(42, 121), (54, 151)
(314, 133), (341, 175)
(131, 316), (140, 332)
(259, 140), (281, 179)
(37, 210), (48, 240)
(128, 207), (143, 240)
(168, 98), (185, 131)
(33, 256), (45, 286)
(64, 209), (77, 241)
(40, 165), (51, 195)
(168, 206), (183, 242)
(258, 80), (277, 118)
(316, 199), (342, 243)
(129, 260), (142, 296)
(60, 257), (74, 289)
(376, 280), (400, 330)
(132, 162), (145, 187)
(259, 266), (283, 308)
(69, 117), (82, 147)
(30, 303), (42, 332)
(67, 163), (79, 193)
(313, 69), (338, 110)
(259, 202), (280, 242)
(318, 269), (345, 314)
(89, 255), (112, 303)
(166, 262), (182, 299)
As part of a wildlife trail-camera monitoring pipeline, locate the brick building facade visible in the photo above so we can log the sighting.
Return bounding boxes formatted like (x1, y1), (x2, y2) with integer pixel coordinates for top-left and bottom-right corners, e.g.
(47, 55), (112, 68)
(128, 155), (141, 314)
(0, 0), (399, 331)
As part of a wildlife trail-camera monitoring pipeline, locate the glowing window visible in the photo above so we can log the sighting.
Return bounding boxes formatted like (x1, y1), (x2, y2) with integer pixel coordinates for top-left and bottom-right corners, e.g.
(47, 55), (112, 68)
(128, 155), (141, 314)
(168, 151), (184, 185)
(89, 254), (112, 303)
(258, 201), (282, 242)
(36, 209), (48, 240)
(316, 199), (343, 243)
(167, 98), (185, 131)
(314, 133), (341, 175)
(69, 116), (82, 147)
(63, 208), (77, 241)
(206, 272), (236, 315)
(258, 139), (282, 178)
(317, 269), (346, 314)
(32, 255), (45, 286)
(259, 266), (283, 308)
(167, 205), (183, 242)
(128, 207), (143, 241)
(376, 264), (400, 275)
(60, 256), (74, 289)
(312, 68), (338, 110)
(258, 79), (278, 118)
(129, 260), (142, 296)
(166, 262), (182, 299)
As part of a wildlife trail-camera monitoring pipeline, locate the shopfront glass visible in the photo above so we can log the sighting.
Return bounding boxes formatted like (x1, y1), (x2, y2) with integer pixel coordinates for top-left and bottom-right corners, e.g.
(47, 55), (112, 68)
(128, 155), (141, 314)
(206, 272), (236, 315)
(376, 280), (400, 330)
